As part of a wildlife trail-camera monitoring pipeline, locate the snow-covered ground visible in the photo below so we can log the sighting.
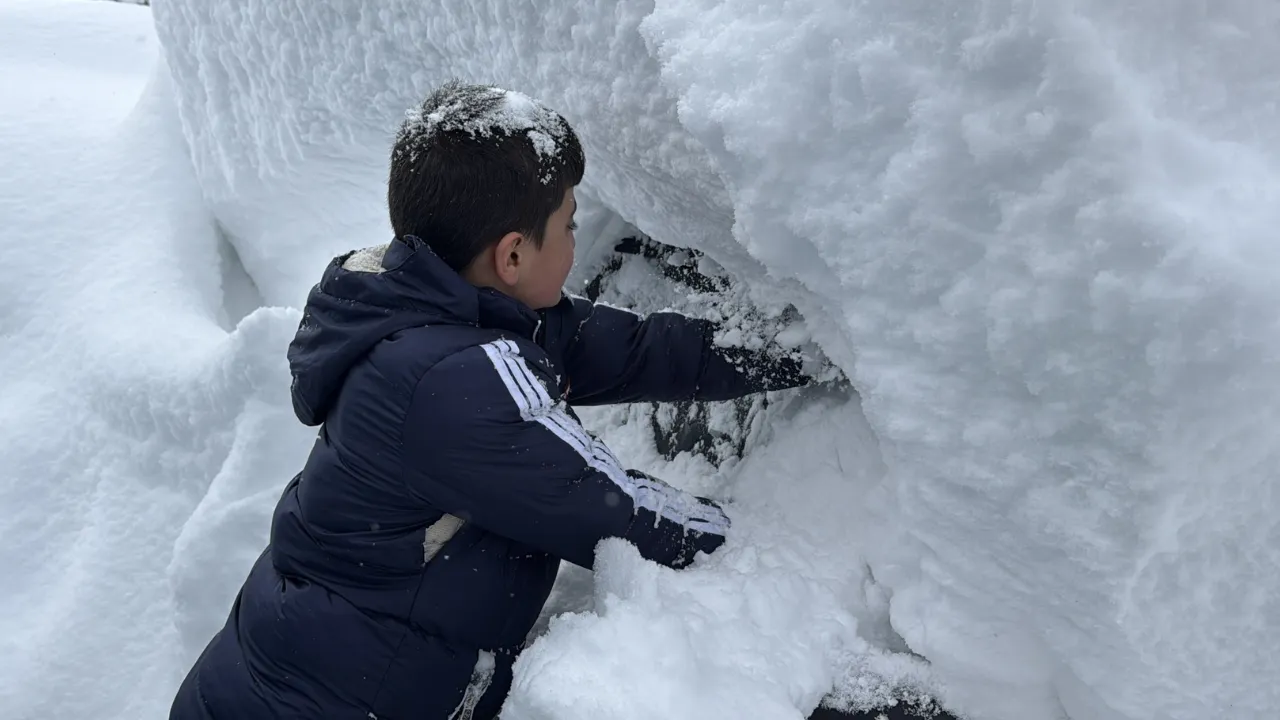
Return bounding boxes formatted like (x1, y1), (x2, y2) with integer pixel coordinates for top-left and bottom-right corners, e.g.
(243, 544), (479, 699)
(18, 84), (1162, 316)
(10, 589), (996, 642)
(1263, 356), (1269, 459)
(3, 1), (1279, 719)
(0, 2), (311, 717)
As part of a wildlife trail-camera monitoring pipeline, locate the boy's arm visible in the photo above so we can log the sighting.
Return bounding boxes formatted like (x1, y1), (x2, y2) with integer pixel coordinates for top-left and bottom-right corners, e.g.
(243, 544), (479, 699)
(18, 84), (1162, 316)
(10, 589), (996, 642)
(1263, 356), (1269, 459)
(559, 296), (808, 406)
(401, 341), (728, 570)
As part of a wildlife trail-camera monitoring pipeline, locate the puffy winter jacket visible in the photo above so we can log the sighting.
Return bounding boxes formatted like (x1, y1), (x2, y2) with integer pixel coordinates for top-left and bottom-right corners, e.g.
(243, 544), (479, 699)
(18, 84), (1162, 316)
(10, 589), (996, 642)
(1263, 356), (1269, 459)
(170, 235), (805, 720)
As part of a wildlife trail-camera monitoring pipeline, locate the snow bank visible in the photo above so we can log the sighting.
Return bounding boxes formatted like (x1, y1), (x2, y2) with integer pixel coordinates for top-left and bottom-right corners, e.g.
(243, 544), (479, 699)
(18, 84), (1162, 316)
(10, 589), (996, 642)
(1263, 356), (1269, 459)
(0, 2), (314, 717)
(148, 1), (1280, 717)
(636, 3), (1280, 718)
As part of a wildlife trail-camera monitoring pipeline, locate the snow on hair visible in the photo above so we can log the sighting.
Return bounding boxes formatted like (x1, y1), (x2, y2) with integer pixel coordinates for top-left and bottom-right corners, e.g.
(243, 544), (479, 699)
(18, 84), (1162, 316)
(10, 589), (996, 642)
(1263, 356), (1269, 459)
(399, 82), (570, 181)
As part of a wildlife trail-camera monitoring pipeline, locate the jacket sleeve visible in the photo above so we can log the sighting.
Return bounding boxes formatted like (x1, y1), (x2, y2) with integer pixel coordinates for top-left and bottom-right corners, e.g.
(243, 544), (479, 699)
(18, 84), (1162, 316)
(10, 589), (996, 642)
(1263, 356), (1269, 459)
(560, 296), (808, 406)
(401, 339), (728, 570)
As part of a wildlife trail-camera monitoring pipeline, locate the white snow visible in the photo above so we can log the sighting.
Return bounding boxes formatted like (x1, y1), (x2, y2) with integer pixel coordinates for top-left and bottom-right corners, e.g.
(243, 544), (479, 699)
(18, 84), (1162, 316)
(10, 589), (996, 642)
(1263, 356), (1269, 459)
(0, 1), (312, 717)
(3, 1), (1279, 719)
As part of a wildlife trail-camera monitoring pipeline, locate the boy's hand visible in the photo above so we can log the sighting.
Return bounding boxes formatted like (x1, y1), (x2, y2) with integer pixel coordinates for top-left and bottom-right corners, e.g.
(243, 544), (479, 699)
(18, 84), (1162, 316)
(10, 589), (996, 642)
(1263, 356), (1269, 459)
(714, 345), (809, 392)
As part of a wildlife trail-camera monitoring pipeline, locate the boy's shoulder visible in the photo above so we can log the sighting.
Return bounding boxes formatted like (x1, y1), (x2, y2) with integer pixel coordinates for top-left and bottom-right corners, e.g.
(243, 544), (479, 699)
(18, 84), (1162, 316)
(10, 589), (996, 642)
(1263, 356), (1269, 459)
(373, 326), (558, 399)
(394, 332), (563, 427)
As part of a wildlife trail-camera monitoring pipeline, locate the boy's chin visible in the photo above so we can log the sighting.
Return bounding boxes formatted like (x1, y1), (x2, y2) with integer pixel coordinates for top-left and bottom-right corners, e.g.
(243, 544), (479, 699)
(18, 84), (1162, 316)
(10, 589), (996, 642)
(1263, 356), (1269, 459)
(521, 289), (565, 311)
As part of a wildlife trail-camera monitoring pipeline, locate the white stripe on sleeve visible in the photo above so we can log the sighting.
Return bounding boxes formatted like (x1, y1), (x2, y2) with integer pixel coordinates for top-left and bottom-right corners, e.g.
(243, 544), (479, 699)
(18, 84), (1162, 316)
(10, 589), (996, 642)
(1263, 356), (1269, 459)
(479, 340), (729, 536)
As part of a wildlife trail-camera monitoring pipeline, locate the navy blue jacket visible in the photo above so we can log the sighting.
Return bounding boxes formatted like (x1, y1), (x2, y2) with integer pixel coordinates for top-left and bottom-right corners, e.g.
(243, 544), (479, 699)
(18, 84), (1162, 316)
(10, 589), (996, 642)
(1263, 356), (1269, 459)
(170, 236), (805, 720)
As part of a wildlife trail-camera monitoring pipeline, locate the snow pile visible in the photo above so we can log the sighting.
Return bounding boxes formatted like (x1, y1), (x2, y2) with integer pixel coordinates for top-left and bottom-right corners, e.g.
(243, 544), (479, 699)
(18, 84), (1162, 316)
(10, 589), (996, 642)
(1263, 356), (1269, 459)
(0, 2), (314, 717)
(2, 0), (1276, 719)
(633, 3), (1280, 718)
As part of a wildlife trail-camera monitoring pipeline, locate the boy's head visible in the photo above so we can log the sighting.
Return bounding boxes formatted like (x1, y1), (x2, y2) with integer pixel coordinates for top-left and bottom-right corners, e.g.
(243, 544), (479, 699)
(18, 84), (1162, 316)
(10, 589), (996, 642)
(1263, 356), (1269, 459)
(388, 81), (586, 310)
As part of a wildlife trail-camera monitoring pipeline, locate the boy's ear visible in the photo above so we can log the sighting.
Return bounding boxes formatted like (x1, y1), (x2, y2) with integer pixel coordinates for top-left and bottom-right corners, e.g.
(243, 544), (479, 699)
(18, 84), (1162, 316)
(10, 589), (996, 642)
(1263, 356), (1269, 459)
(493, 231), (527, 285)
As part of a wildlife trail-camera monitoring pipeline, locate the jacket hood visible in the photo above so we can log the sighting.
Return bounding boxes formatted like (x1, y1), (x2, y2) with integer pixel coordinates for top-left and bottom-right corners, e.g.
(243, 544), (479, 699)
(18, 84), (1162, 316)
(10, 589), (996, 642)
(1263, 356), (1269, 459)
(286, 235), (540, 426)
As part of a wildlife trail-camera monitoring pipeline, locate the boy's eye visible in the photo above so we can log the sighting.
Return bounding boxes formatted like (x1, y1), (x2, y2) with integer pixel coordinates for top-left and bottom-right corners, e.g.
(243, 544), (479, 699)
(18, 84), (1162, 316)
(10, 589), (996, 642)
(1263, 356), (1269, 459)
(568, 221), (579, 232)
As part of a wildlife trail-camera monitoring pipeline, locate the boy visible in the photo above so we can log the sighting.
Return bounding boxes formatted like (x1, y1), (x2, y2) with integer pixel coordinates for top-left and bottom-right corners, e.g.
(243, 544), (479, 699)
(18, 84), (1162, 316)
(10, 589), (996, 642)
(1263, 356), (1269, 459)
(171, 81), (809, 720)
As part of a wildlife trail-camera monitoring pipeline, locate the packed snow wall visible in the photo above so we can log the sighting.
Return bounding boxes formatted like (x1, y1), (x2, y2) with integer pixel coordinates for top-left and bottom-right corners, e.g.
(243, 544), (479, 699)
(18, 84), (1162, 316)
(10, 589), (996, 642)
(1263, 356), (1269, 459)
(37, 0), (1274, 718)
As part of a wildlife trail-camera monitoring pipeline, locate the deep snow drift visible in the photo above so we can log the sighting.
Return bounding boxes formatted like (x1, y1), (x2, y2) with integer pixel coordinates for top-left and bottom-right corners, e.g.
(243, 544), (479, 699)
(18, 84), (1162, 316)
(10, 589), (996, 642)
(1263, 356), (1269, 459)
(0, 2), (312, 717)
(3, 0), (1278, 718)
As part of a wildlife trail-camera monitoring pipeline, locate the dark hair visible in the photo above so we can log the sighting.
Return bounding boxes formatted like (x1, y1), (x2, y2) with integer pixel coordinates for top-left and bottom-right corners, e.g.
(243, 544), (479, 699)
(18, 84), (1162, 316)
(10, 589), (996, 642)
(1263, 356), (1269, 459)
(388, 81), (586, 271)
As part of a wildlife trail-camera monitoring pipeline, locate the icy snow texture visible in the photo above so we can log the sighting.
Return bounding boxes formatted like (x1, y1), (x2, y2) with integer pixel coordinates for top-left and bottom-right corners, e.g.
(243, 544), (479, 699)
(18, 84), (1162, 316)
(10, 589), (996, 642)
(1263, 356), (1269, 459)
(2, 0), (1277, 719)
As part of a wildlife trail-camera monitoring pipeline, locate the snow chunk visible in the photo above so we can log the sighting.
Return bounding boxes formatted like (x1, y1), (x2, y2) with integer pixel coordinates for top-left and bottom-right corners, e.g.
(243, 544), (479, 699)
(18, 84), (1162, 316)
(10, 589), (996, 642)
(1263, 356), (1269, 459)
(506, 535), (859, 720)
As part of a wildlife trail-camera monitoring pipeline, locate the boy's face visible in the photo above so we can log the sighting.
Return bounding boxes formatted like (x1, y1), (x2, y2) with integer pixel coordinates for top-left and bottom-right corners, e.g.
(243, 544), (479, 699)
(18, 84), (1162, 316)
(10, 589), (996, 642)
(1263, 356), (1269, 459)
(517, 186), (577, 309)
